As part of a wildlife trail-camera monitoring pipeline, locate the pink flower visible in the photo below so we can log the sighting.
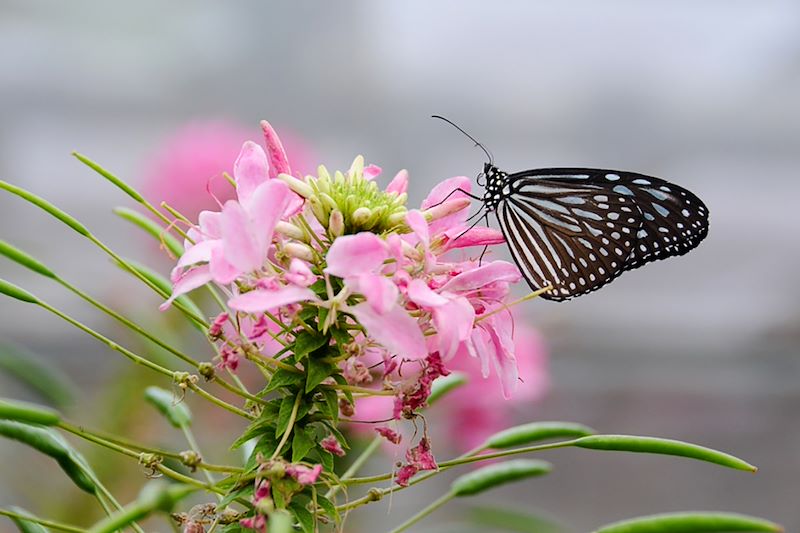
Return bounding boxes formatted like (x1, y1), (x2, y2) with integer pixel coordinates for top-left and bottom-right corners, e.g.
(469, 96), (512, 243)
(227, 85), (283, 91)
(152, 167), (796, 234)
(374, 426), (402, 444)
(286, 463), (322, 485)
(395, 437), (437, 486)
(320, 435), (345, 457)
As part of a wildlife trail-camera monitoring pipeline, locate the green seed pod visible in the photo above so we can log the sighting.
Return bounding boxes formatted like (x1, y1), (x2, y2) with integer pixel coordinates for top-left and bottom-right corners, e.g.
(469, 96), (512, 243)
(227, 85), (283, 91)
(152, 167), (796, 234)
(72, 152), (146, 203)
(0, 421), (96, 493)
(6, 506), (51, 533)
(0, 240), (56, 279)
(144, 387), (191, 428)
(427, 373), (468, 406)
(113, 207), (184, 257)
(485, 421), (595, 449)
(593, 511), (783, 533)
(0, 398), (61, 426)
(88, 482), (195, 533)
(451, 459), (551, 497)
(573, 435), (757, 472)
(0, 278), (39, 304)
(0, 180), (90, 236)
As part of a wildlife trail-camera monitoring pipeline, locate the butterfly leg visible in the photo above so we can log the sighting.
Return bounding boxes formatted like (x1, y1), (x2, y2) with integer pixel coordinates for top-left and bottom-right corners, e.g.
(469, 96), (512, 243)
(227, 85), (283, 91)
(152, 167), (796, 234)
(426, 187), (483, 210)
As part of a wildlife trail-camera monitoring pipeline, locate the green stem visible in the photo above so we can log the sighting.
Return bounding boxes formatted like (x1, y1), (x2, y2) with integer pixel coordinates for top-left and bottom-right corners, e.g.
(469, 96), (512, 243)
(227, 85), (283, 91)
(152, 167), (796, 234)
(389, 492), (454, 533)
(187, 382), (255, 420)
(326, 436), (382, 499)
(271, 391), (303, 460)
(0, 508), (83, 533)
(181, 425), (220, 500)
(323, 384), (394, 396)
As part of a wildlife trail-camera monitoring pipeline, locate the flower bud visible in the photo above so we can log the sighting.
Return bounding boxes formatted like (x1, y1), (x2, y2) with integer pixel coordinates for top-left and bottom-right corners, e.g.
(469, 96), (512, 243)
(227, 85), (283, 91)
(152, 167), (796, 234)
(423, 197), (471, 222)
(320, 192), (338, 212)
(276, 173), (314, 199)
(352, 207), (372, 227)
(329, 210), (344, 238)
(275, 221), (305, 241)
(348, 155), (365, 178)
(284, 242), (315, 262)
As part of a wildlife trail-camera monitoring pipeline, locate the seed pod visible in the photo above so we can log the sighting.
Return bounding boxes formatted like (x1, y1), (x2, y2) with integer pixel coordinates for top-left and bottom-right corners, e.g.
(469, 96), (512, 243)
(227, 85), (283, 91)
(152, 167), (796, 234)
(6, 506), (50, 533)
(573, 435), (757, 472)
(451, 459), (551, 497)
(427, 373), (468, 406)
(0, 398), (61, 426)
(0, 180), (89, 236)
(72, 152), (146, 203)
(0, 240), (56, 279)
(0, 420), (96, 493)
(113, 207), (183, 257)
(0, 279), (39, 304)
(593, 511), (783, 533)
(485, 421), (595, 449)
(144, 387), (191, 429)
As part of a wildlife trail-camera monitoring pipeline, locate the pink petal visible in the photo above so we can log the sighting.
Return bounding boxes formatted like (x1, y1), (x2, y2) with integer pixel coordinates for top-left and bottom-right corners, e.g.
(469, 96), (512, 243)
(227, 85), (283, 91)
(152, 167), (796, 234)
(325, 233), (388, 278)
(285, 258), (316, 287)
(407, 279), (448, 308)
(247, 180), (292, 249)
(433, 298), (475, 360)
(363, 164), (382, 180)
(221, 200), (263, 273)
(260, 120), (292, 179)
(176, 239), (216, 269)
(350, 302), (427, 360)
(441, 261), (521, 293)
(351, 273), (398, 315)
(484, 315), (519, 398)
(386, 169), (408, 195)
(405, 210), (429, 245)
(198, 210), (223, 239)
(233, 141), (269, 204)
(209, 243), (240, 284)
(160, 265), (212, 310)
(421, 176), (472, 210)
(442, 226), (505, 250)
(228, 285), (315, 313)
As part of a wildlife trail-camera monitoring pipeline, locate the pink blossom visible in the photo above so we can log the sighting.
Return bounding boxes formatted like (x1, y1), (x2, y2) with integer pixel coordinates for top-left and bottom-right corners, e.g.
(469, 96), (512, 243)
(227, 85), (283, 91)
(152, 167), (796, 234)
(386, 169), (408, 195)
(228, 285), (316, 313)
(374, 426), (402, 444)
(208, 312), (229, 339)
(393, 353), (450, 419)
(320, 435), (345, 457)
(286, 463), (323, 485)
(395, 437), (437, 486)
(349, 303), (427, 362)
(285, 258), (316, 287)
(217, 345), (240, 372)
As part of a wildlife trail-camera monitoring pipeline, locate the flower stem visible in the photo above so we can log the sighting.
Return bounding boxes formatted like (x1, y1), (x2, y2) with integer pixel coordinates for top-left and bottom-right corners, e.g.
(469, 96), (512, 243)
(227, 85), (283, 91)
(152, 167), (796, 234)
(0, 508), (83, 533)
(388, 492), (454, 533)
(327, 436), (382, 499)
(181, 425), (220, 500)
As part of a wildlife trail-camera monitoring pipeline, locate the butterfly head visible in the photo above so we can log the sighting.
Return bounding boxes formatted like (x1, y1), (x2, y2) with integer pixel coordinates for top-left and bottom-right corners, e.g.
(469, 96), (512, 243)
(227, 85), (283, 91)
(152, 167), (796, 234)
(481, 163), (508, 211)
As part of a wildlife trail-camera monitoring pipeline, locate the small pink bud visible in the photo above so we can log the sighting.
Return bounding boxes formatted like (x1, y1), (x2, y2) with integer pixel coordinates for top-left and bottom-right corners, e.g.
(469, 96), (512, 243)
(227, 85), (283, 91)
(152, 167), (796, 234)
(320, 434), (345, 457)
(375, 426), (402, 444)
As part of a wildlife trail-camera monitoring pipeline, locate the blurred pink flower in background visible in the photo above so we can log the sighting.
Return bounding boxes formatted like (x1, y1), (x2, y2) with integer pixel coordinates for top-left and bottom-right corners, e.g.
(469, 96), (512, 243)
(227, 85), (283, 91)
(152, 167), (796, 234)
(142, 120), (314, 220)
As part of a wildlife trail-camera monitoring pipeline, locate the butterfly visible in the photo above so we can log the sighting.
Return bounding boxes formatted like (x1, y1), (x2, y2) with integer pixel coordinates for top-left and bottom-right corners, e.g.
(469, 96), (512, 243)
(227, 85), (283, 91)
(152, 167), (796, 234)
(433, 116), (710, 301)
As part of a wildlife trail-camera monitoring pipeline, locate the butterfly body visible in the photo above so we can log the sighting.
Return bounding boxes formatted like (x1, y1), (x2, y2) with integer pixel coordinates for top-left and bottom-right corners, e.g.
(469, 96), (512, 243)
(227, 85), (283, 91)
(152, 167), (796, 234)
(480, 164), (709, 301)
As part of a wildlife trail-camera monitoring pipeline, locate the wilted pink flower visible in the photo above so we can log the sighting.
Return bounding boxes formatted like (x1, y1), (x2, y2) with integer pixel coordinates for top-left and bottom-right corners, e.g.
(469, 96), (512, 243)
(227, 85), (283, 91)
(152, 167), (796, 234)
(320, 435), (345, 457)
(395, 437), (437, 486)
(208, 312), (229, 339)
(374, 426), (402, 444)
(286, 463), (322, 485)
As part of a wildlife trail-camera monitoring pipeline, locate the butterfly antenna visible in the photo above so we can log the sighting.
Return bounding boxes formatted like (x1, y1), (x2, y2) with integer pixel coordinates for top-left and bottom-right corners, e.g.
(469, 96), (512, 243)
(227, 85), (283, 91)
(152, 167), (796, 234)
(431, 115), (494, 165)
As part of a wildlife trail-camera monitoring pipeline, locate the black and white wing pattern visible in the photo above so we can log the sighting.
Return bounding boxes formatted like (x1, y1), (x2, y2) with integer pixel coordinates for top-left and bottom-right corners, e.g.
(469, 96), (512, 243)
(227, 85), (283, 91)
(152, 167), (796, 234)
(494, 168), (709, 301)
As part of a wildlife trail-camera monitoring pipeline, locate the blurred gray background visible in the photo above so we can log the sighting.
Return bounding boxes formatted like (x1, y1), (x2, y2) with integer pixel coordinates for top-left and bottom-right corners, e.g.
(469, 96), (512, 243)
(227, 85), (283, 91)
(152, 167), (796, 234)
(1, 1), (799, 531)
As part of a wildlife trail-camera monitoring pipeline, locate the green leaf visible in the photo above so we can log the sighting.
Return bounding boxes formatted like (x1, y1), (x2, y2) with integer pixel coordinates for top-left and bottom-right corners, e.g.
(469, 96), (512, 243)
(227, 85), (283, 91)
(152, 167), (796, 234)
(269, 510), (293, 533)
(231, 417), (277, 450)
(144, 387), (191, 428)
(217, 483), (253, 509)
(485, 421), (596, 449)
(428, 372), (468, 406)
(113, 207), (184, 257)
(293, 331), (329, 359)
(87, 482), (195, 533)
(321, 388), (339, 424)
(276, 396), (296, 438)
(573, 435), (757, 472)
(0, 180), (89, 236)
(0, 239), (56, 279)
(468, 505), (563, 533)
(331, 374), (353, 404)
(312, 447), (334, 472)
(451, 459), (552, 497)
(0, 342), (75, 408)
(0, 398), (60, 426)
(592, 512), (783, 533)
(305, 358), (335, 393)
(0, 278), (39, 304)
(288, 501), (315, 533)
(292, 426), (317, 462)
(329, 326), (352, 349)
(262, 369), (304, 395)
(6, 506), (51, 533)
(314, 494), (340, 524)
(245, 434), (278, 470)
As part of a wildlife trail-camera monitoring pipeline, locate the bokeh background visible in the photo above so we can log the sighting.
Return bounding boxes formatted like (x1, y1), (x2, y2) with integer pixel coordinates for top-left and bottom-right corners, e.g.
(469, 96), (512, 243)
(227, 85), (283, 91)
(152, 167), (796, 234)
(1, 1), (799, 531)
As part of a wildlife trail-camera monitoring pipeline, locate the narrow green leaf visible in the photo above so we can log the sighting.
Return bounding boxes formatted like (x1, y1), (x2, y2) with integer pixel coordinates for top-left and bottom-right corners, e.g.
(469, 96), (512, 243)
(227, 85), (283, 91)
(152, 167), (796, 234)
(0, 240), (56, 279)
(451, 459), (551, 497)
(6, 506), (51, 533)
(305, 357), (334, 393)
(113, 207), (184, 257)
(144, 387), (191, 428)
(331, 374), (353, 404)
(262, 369), (304, 395)
(276, 396), (296, 438)
(0, 180), (89, 236)
(293, 331), (329, 359)
(72, 152), (146, 203)
(486, 421), (596, 449)
(292, 426), (316, 462)
(0, 421), (96, 493)
(573, 435), (757, 472)
(428, 372), (468, 406)
(0, 398), (60, 426)
(593, 511), (783, 533)
(288, 501), (314, 533)
(0, 342), (75, 408)
(0, 278), (39, 304)
(321, 388), (339, 424)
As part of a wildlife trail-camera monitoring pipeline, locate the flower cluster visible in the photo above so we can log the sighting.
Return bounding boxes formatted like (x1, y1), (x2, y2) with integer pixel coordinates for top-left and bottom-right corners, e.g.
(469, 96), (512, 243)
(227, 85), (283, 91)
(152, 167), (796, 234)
(161, 120), (541, 526)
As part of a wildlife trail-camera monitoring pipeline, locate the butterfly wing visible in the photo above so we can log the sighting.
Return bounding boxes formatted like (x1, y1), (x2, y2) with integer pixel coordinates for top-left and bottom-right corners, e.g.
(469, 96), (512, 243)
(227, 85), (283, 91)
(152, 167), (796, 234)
(497, 168), (709, 300)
